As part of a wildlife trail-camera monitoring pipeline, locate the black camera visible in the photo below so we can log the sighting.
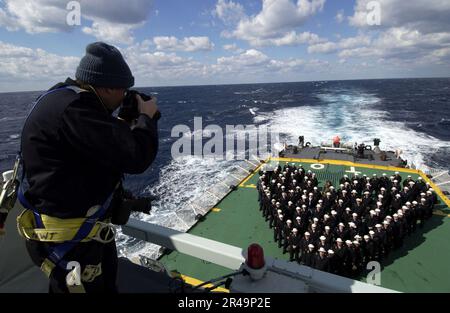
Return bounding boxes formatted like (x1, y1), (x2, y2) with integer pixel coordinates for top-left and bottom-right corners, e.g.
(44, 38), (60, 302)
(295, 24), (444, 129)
(110, 185), (158, 225)
(118, 90), (161, 123)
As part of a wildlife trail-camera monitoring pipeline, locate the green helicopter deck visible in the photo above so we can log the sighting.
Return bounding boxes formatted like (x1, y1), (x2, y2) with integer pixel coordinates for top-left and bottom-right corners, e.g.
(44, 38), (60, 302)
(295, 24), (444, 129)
(158, 157), (450, 293)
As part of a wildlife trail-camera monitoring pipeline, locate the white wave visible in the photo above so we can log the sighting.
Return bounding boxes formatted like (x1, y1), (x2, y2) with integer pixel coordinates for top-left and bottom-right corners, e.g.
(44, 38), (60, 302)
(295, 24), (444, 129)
(117, 154), (257, 260)
(255, 90), (450, 171)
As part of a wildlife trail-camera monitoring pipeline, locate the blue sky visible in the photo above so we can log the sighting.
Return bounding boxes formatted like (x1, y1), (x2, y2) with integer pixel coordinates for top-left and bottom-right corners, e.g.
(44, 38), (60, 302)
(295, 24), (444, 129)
(0, 0), (449, 91)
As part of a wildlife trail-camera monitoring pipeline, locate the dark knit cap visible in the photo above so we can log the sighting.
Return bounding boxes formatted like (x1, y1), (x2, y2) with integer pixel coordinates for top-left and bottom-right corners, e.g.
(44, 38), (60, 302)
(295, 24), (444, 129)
(75, 42), (134, 88)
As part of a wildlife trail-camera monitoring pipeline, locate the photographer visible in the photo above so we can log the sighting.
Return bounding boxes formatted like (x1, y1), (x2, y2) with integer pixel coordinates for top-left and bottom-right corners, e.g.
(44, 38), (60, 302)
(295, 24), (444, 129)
(18, 42), (159, 293)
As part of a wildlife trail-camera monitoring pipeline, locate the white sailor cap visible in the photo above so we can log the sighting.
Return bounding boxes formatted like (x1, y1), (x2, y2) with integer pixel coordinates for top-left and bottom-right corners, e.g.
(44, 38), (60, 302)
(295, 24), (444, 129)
(320, 236), (326, 241)
(356, 198), (362, 202)
(287, 219), (292, 223)
(302, 204), (307, 208)
(302, 195), (307, 199)
(391, 187), (397, 191)
(330, 186), (335, 189)
(373, 174), (377, 176)
(328, 249), (334, 254)
(383, 221), (389, 225)
(338, 199), (344, 203)
(376, 202), (382, 206)
(279, 174), (283, 177)
(289, 190), (294, 193)
(404, 186), (409, 190)
(420, 192), (426, 196)
(353, 241), (360, 245)
(369, 230), (375, 235)
(398, 212), (403, 217)
(375, 224), (382, 228)
(314, 186), (318, 190)
(426, 190), (432, 194)
(308, 244), (314, 248)
(342, 190), (348, 193)
(393, 214), (398, 218)
(396, 194), (401, 198)
(382, 173), (387, 176)
(318, 199), (323, 203)
(355, 235), (361, 239)
(296, 206), (301, 211)
(421, 198), (426, 202)
(340, 184), (345, 188)
(277, 183), (282, 186)
(277, 209), (282, 213)
(331, 210), (337, 215)
(283, 171), (287, 175)
(288, 201), (293, 205)
(281, 185), (286, 189)
(308, 170), (312, 173)
(271, 179), (276, 183)
(279, 214), (284, 218)
(325, 226), (330, 230)
(344, 175), (348, 178)
(345, 240), (352, 245)
(412, 201), (418, 205)
(292, 228), (298, 233)
(375, 208), (381, 212)
(271, 199), (276, 202)
(381, 187), (386, 191)
(339, 222), (345, 227)
(324, 214), (329, 219)
(429, 188), (434, 191)
(309, 193), (313, 196)
(351, 190), (357, 193)
(409, 181), (415, 185)
(349, 222), (356, 228)
(370, 210), (376, 215)
(386, 216), (392, 220)
(345, 207), (351, 211)
(418, 177), (423, 180)
(319, 247), (326, 253)
(395, 171), (399, 175)
(353, 180), (359, 184)
(296, 216), (301, 220)
(311, 224), (317, 229)
(336, 238), (343, 243)
(276, 202), (281, 205)
(296, 186), (301, 189)
(326, 192), (331, 196)
(352, 213), (358, 217)
(394, 180), (398, 183)
(378, 195), (384, 199)
(364, 235), (370, 239)
(406, 201), (411, 205)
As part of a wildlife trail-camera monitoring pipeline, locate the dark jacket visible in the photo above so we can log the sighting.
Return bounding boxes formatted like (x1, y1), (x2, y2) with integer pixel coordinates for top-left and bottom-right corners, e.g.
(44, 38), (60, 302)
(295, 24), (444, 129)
(21, 78), (158, 219)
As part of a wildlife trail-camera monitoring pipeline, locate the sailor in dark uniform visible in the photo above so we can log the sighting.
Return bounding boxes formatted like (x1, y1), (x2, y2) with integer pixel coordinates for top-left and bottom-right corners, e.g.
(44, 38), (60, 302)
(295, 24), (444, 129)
(318, 236), (331, 251)
(327, 249), (337, 274)
(300, 232), (312, 258)
(343, 207), (353, 223)
(335, 223), (349, 241)
(282, 219), (294, 254)
(274, 213), (286, 247)
(301, 244), (316, 267)
(314, 247), (330, 272)
(391, 213), (403, 248)
(288, 228), (300, 262)
(340, 174), (351, 185)
(374, 224), (386, 259)
(334, 238), (347, 276)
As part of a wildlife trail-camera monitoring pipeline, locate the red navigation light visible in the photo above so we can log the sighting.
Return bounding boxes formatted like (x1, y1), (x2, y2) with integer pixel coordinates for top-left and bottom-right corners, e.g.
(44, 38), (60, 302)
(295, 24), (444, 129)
(246, 243), (265, 269)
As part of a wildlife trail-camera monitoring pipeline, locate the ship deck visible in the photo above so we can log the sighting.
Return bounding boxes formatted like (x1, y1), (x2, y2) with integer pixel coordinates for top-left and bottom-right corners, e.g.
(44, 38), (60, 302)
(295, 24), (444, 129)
(159, 157), (450, 293)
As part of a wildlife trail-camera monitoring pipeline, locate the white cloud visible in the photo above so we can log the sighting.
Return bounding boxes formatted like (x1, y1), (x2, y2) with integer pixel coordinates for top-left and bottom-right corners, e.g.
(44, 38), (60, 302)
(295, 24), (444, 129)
(0, 0), (153, 44)
(308, 35), (371, 54)
(214, 0), (245, 25)
(223, 43), (244, 53)
(335, 10), (345, 23)
(349, 0), (450, 33)
(153, 36), (214, 52)
(0, 41), (79, 90)
(218, 49), (270, 67)
(217, 0), (325, 47)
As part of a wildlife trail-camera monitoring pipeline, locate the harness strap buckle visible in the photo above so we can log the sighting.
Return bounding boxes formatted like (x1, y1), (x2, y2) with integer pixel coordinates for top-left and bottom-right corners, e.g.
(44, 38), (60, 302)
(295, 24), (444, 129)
(91, 221), (115, 244)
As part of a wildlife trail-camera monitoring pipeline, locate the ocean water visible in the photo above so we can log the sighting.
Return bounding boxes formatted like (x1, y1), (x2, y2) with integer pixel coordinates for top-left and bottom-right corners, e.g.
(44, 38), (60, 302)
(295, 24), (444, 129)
(1, 78), (449, 259)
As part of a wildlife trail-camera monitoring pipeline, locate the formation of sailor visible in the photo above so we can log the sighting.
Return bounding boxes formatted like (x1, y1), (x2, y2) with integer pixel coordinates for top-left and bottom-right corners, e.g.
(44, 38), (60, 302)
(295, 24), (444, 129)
(258, 164), (438, 278)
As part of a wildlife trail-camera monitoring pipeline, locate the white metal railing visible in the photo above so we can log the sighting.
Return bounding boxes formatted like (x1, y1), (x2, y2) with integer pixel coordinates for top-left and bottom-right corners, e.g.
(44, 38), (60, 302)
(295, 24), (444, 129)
(122, 218), (397, 293)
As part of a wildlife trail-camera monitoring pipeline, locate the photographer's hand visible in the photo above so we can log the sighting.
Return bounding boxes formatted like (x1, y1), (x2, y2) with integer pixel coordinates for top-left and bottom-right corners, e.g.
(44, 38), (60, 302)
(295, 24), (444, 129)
(137, 94), (158, 119)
